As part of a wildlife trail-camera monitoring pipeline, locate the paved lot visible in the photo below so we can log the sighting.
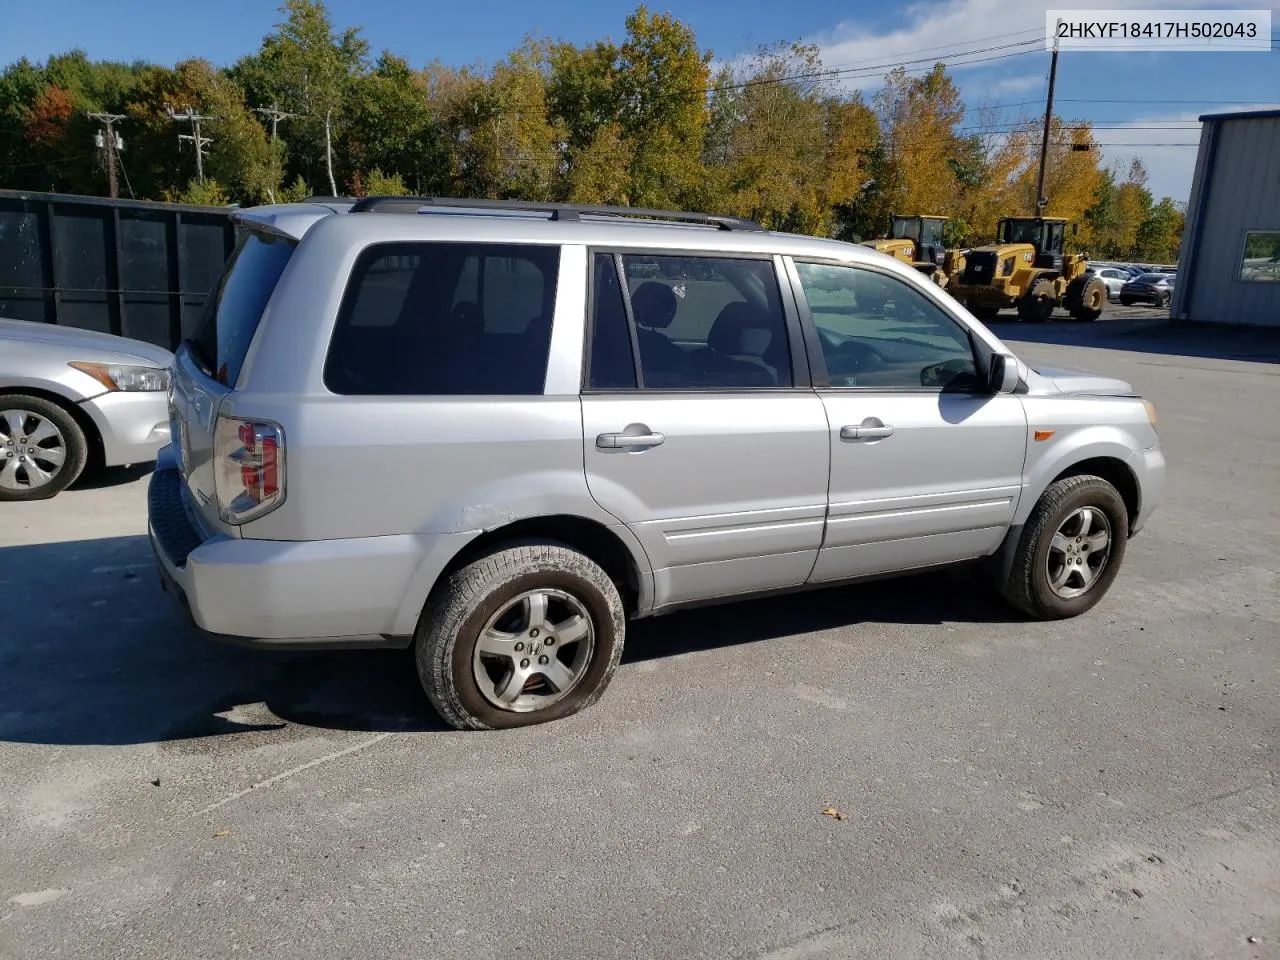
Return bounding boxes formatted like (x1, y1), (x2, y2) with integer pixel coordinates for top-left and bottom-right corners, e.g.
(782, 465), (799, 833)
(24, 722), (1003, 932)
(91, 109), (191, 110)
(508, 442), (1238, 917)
(2, 316), (1277, 960)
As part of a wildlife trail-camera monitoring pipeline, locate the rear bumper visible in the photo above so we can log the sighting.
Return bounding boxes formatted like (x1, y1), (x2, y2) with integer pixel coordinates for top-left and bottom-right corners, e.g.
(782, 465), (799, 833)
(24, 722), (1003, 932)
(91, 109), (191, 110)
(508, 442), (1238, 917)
(147, 461), (465, 650)
(79, 390), (170, 467)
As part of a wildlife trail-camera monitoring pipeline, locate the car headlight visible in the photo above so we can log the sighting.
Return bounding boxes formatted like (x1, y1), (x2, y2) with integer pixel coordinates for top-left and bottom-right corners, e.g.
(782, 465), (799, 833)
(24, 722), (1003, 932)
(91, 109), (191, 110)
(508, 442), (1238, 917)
(1142, 398), (1158, 430)
(69, 361), (171, 393)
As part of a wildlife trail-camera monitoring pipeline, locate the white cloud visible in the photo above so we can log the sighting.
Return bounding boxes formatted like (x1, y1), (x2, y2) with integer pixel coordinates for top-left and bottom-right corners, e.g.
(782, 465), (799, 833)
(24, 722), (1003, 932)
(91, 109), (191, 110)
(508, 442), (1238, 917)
(984, 74), (1046, 97)
(800, 0), (1251, 91)
(1094, 103), (1279, 201)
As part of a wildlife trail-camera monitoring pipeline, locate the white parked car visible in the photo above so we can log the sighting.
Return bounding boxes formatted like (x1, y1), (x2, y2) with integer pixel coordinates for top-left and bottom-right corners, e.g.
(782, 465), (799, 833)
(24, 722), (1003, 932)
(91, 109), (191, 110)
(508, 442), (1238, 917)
(1085, 266), (1129, 301)
(0, 318), (173, 500)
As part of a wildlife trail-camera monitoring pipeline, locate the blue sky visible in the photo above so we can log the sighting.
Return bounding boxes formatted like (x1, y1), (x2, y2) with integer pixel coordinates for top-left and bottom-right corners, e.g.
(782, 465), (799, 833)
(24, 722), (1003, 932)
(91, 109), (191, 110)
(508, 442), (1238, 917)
(4, 0), (1278, 201)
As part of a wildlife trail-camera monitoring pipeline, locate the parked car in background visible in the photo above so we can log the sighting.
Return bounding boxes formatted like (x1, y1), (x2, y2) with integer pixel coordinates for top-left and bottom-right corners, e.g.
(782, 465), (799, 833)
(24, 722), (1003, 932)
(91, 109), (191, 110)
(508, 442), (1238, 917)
(0, 319), (173, 500)
(1119, 273), (1176, 308)
(149, 197), (1166, 730)
(1085, 266), (1130, 300)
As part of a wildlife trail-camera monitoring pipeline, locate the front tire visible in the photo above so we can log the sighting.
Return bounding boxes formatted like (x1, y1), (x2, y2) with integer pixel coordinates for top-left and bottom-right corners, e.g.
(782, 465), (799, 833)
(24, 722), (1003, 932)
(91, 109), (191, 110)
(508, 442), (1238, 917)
(998, 475), (1128, 620)
(415, 540), (626, 730)
(1018, 278), (1057, 322)
(0, 394), (88, 501)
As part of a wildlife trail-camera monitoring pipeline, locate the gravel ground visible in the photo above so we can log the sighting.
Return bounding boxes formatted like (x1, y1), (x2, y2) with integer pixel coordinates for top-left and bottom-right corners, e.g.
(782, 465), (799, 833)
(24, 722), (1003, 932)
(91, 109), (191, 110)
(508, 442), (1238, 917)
(1, 315), (1276, 960)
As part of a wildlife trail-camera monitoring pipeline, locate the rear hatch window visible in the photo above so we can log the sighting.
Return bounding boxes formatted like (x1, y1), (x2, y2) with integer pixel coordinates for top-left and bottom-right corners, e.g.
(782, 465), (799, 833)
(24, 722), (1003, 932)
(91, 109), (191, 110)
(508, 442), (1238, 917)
(189, 230), (296, 386)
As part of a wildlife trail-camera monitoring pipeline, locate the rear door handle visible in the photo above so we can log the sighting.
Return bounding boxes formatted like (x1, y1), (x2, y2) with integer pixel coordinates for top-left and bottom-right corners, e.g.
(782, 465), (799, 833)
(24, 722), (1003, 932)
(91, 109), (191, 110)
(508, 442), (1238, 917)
(596, 431), (665, 449)
(839, 424), (895, 441)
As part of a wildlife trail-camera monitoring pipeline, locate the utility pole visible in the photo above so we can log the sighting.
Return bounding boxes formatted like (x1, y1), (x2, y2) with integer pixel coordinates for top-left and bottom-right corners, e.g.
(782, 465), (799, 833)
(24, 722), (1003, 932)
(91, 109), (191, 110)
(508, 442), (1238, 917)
(253, 102), (297, 141)
(1033, 32), (1060, 217)
(87, 111), (126, 199)
(167, 105), (214, 183)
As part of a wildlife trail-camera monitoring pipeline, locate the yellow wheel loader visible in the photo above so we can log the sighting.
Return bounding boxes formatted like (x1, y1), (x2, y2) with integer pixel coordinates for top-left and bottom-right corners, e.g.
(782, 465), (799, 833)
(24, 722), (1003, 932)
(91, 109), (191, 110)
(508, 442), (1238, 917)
(860, 214), (950, 287)
(944, 217), (1106, 322)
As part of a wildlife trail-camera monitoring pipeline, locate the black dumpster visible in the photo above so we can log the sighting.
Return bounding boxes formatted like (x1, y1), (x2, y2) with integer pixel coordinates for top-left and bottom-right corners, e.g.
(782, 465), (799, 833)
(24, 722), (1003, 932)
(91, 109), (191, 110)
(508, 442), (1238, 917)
(0, 189), (235, 350)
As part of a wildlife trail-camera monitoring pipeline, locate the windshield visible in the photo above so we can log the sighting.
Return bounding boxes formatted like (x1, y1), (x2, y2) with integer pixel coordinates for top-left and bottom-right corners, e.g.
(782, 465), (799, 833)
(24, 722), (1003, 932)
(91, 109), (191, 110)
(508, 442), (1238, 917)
(889, 217), (920, 242)
(1001, 219), (1042, 246)
(189, 230), (296, 386)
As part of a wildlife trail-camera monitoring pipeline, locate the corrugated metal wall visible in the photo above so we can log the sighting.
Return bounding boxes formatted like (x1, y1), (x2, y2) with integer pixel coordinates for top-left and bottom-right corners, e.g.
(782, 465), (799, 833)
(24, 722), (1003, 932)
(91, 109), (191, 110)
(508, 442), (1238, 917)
(1175, 114), (1280, 327)
(0, 190), (235, 349)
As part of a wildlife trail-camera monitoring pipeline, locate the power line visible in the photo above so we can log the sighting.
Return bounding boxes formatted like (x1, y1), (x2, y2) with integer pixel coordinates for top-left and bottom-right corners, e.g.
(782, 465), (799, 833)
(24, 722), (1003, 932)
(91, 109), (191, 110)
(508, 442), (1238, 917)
(819, 27), (1043, 72)
(718, 40), (1042, 92)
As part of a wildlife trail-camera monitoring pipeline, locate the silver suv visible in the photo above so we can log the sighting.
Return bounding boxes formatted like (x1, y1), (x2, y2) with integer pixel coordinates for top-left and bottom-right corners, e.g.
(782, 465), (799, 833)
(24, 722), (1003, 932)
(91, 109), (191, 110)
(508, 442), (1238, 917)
(149, 197), (1165, 730)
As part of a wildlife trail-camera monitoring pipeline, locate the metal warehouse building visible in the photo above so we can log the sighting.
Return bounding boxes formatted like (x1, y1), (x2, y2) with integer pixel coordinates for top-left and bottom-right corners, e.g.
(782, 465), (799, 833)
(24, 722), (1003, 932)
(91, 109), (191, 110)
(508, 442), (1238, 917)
(1173, 108), (1280, 327)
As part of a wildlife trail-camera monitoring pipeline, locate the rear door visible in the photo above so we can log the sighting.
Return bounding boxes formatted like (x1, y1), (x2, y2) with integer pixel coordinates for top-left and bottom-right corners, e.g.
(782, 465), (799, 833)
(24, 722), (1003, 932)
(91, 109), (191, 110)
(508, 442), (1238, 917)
(580, 251), (830, 610)
(787, 259), (1028, 583)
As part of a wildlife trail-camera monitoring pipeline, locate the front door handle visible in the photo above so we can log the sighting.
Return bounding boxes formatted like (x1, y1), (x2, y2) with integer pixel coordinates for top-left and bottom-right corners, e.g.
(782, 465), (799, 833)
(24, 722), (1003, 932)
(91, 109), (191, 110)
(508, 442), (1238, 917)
(596, 431), (665, 449)
(839, 422), (895, 441)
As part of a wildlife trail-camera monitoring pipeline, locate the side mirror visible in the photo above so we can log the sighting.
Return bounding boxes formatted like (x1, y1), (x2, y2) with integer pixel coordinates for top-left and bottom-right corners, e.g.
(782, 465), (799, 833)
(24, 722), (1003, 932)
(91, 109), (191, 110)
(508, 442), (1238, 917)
(988, 353), (1020, 394)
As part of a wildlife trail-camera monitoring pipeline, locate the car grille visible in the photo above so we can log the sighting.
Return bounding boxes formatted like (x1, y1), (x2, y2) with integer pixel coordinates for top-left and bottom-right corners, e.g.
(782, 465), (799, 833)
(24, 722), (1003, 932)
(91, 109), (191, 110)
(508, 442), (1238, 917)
(962, 251), (998, 285)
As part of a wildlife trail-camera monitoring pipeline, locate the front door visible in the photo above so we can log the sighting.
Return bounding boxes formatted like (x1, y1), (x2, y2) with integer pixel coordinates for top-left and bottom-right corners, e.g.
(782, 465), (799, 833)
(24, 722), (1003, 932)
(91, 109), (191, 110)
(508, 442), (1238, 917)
(580, 251), (830, 610)
(788, 259), (1029, 583)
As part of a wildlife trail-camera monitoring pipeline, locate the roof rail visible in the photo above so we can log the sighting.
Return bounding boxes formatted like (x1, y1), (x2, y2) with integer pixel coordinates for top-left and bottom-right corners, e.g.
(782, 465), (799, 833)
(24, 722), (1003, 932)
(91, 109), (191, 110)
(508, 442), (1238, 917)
(346, 195), (765, 232)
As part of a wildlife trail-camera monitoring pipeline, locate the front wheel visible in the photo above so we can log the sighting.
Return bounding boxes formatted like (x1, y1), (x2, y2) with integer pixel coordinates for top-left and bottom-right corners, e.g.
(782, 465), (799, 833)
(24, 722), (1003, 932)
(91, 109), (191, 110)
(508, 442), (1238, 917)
(1017, 278), (1057, 322)
(998, 475), (1128, 620)
(1157, 291), (1171, 308)
(0, 395), (88, 501)
(415, 541), (626, 729)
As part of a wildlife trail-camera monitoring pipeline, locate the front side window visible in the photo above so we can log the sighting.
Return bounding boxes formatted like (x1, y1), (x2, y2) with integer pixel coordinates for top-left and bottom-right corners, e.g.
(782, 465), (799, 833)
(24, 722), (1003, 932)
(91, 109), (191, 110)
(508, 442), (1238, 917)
(325, 242), (559, 396)
(585, 253), (792, 390)
(794, 262), (980, 391)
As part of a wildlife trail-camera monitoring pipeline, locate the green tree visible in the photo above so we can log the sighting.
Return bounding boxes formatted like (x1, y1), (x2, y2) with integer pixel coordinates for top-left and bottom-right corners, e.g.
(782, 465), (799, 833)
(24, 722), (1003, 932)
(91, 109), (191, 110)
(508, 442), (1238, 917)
(345, 53), (447, 194)
(614, 6), (711, 208)
(249, 0), (369, 195)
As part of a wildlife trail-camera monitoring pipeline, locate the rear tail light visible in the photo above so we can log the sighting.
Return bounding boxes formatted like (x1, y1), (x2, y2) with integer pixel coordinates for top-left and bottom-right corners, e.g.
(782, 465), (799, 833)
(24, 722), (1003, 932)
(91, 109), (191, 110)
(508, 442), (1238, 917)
(213, 416), (286, 524)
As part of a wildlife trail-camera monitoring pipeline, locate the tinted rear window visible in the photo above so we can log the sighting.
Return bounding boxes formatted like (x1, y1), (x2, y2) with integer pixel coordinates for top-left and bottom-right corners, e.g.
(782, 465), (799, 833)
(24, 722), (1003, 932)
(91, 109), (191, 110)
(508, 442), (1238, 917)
(190, 230), (295, 386)
(324, 242), (560, 395)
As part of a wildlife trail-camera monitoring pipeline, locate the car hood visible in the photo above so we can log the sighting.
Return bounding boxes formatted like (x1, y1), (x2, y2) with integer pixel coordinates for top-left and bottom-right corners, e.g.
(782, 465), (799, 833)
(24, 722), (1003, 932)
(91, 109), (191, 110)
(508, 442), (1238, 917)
(0, 317), (173, 367)
(1033, 364), (1135, 397)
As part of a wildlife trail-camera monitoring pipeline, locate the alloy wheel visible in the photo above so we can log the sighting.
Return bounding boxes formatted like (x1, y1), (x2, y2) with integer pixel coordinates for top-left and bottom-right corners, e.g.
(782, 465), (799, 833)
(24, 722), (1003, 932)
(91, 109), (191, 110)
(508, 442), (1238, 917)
(472, 588), (595, 712)
(1046, 506), (1112, 600)
(0, 409), (68, 492)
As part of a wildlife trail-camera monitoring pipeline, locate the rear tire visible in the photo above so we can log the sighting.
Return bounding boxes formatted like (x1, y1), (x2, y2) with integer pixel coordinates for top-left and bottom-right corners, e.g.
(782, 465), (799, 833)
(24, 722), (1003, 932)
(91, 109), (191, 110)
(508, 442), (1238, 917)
(1157, 291), (1171, 308)
(415, 540), (626, 730)
(971, 305), (1001, 322)
(998, 475), (1128, 620)
(1017, 278), (1057, 322)
(0, 394), (88, 501)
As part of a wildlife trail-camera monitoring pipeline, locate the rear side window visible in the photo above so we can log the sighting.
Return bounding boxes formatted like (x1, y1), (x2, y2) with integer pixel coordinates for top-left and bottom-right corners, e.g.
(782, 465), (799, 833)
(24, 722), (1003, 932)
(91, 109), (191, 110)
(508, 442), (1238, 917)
(191, 230), (296, 386)
(585, 253), (791, 390)
(325, 242), (560, 396)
